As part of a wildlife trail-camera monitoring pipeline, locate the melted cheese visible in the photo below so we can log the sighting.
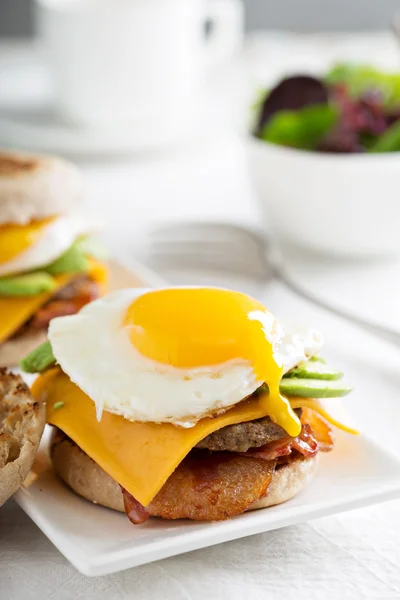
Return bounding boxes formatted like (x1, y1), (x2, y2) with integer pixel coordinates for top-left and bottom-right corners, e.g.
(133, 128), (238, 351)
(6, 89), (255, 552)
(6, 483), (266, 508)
(87, 258), (108, 285)
(0, 260), (108, 344)
(289, 399), (359, 435)
(32, 369), (357, 507)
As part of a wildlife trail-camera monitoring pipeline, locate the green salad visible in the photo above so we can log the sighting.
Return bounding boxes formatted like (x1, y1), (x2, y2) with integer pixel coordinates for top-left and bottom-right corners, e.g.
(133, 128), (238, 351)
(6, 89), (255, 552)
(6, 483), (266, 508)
(255, 63), (400, 153)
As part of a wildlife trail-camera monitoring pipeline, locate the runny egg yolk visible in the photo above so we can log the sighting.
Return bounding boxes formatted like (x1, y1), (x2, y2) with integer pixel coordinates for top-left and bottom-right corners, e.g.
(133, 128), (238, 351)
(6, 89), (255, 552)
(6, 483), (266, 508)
(124, 288), (301, 436)
(0, 216), (56, 265)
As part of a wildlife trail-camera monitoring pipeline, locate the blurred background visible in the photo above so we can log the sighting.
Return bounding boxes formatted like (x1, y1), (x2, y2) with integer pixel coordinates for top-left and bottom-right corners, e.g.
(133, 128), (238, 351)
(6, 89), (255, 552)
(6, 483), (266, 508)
(2, 0), (400, 35)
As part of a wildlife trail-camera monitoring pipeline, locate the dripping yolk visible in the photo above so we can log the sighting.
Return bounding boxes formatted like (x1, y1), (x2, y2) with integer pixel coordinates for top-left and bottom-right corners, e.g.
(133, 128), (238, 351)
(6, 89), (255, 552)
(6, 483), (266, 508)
(0, 216), (56, 265)
(124, 288), (301, 436)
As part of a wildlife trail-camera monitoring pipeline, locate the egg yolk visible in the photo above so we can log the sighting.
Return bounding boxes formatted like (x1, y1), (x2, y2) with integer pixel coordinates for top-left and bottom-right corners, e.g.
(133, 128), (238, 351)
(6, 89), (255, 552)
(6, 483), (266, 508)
(124, 288), (301, 436)
(0, 216), (56, 265)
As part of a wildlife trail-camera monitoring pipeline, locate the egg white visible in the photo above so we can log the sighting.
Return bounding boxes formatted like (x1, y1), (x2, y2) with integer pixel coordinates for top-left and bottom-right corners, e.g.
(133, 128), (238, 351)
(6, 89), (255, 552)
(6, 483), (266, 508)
(48, 288), (323, 427)
(0, 213), (96, 277)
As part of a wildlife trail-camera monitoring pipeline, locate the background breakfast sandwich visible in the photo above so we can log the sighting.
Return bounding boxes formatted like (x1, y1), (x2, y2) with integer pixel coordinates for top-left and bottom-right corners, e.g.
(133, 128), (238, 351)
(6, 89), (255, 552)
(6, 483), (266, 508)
(24, 287), (356, 524)
(0, 150), (108, 366)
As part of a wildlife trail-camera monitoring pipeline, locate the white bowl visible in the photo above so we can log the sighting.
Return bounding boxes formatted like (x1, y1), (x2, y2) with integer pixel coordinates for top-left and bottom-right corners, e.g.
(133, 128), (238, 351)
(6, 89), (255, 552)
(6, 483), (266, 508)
(248, 136), (400, 258)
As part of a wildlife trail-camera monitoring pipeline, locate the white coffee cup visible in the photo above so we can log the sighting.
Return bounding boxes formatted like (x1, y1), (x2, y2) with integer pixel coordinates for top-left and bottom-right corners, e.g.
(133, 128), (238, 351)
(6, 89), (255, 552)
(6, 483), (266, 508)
(35, 0), (244, 132)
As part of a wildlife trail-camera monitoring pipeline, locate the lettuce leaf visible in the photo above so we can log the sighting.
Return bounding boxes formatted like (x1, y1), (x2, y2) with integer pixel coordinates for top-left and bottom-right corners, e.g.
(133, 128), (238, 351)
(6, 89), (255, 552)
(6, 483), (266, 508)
(369, 119), (400, 152)
(258, 104), (338, 150)
(326, 63), (400, 107)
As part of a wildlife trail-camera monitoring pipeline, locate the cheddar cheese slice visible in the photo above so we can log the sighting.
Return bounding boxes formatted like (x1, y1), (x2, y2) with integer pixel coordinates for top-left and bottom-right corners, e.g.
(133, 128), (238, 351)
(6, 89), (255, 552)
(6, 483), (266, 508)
(33, 369), (357, 507)
(289, 399), (359, 436)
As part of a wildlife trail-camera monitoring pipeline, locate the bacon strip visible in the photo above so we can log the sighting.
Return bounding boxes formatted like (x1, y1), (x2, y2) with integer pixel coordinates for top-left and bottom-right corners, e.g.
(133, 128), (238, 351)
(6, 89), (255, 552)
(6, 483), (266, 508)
(120, 486), (150, 525)
(240, 423), (320, 461)
(29, 279), (100, 330)
(240, 409), (334, 461)
(300, 407), (334, 451)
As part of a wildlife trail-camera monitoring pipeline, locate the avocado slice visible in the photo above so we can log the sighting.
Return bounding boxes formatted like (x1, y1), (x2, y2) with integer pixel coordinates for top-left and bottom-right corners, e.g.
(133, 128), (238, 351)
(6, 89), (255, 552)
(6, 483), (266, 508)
(309, 356), (326, 363)
(0, 272), (57, 296)
(284, 360), (343, 380)
(46, 244), (89, 275)
(20, 341), (56, 373)
(279, 377), (353, 398)
(45, 236), (107, 276)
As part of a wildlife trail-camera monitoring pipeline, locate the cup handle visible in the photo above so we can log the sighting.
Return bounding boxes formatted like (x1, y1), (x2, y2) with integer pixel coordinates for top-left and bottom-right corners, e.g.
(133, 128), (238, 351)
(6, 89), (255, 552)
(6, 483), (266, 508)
(204, 0), (244, 70)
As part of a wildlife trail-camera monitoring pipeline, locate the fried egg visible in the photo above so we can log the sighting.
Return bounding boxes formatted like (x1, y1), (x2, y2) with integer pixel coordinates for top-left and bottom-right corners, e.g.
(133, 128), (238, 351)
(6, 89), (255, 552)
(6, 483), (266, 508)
(0, 213), (95, 277)
(48, 288), (323, 435)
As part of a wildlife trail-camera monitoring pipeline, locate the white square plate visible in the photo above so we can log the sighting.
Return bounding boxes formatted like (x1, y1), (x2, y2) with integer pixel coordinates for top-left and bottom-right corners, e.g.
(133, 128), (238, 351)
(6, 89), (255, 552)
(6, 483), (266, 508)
(13, 261), (400, 576)
(15, 427), (400, 576)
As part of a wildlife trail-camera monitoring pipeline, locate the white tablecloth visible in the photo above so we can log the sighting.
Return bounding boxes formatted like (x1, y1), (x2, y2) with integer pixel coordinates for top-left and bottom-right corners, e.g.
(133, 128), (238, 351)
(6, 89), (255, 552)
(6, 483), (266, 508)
(2, 497), (400, 600)
(1, 33), (400, 598)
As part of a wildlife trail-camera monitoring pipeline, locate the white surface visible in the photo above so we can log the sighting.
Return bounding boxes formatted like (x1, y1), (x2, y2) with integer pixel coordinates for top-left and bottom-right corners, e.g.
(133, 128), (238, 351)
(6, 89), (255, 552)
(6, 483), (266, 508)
(36, 0), (243, 129)
(249, 137), (400, 257)
(0, 58), (247, 154)
(2, 32), (400, 597)
(15, 426), (400, 577)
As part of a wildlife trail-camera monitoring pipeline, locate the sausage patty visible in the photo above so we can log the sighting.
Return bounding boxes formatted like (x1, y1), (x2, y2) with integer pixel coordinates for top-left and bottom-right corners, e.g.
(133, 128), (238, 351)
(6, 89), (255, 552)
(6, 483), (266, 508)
(196, 410), (301, 453)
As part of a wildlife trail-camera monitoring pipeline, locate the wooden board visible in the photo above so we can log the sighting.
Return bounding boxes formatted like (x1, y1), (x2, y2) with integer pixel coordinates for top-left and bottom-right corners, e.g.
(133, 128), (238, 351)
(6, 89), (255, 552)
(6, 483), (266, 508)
(107, 259), (165, 291)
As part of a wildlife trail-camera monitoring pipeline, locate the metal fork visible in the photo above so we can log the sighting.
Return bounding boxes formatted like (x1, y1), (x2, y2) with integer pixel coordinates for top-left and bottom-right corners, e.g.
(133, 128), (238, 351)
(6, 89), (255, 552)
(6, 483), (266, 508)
(148, 221), (400, 347)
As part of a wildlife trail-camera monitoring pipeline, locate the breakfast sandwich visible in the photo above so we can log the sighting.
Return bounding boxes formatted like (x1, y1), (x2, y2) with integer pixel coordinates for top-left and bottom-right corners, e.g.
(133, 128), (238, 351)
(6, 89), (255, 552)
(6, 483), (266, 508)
(23, 287), (356, 524)
(0, 151), (108, 366)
